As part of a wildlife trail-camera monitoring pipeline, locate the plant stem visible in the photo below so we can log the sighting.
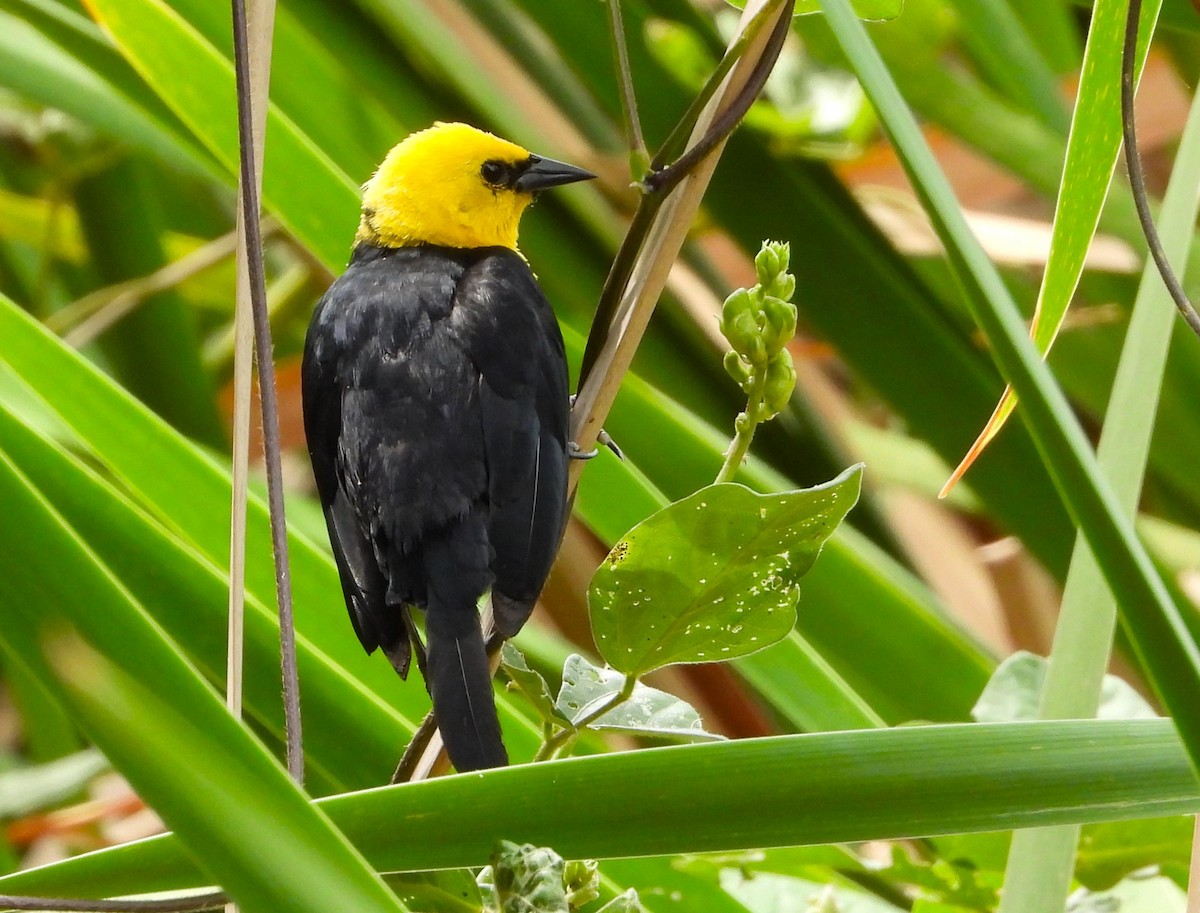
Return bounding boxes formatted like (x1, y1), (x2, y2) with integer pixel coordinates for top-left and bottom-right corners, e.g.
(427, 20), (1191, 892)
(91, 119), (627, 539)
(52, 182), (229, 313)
(716, 373), (767, 484)
(0, 892), (226, 912)
(1121, 0), (1200, 337)
(606, 0), (647, 173)
(645, 4), (792, 196)
(570, 0), (793, 475)
(533, 674), (637, 762)
(648, 0), (782, 173)
(230, 0), (302, 786)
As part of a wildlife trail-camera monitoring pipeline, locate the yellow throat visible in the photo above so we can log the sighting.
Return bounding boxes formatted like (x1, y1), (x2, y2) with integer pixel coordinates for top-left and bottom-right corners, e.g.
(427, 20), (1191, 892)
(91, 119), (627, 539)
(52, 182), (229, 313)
(357, 123), (537, 251)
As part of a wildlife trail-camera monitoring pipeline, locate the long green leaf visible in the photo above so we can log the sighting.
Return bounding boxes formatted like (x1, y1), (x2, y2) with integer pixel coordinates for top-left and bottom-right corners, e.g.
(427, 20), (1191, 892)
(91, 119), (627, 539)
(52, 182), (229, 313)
(817, 0), (1200, 772)
(952, 0), (1068, 132)
(3, 0), (216, 177)
(944, 0), (1160, 481)
(4, 719), (1198, 899)
(0, 392), (412, 791)
(86, 0), (359, 270)
(0, 451), (405, 913)
(72, 156), (225, 446)
(998, 61), (1200, 913)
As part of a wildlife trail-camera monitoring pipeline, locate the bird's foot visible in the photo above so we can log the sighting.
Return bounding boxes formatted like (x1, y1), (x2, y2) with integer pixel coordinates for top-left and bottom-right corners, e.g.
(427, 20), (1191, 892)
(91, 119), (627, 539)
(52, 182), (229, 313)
(567, 396), (624, 461)
(568, 441), (598, 460)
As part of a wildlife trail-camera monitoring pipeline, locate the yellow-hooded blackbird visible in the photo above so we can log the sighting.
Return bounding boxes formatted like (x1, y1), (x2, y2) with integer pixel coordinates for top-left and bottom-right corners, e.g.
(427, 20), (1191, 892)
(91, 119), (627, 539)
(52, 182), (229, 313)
(302, 123), (595, 771)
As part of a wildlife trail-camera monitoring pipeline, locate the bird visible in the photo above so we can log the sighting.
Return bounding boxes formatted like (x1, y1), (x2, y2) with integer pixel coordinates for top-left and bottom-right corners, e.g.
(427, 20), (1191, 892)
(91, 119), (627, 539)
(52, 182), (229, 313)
(301, 122), (595, 772)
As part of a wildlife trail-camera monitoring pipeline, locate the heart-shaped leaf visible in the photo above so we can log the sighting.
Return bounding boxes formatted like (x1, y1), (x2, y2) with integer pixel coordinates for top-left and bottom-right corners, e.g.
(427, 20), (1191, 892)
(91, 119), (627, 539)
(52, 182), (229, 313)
(591, 466), (862, 677)
(555, 655), (722, 743)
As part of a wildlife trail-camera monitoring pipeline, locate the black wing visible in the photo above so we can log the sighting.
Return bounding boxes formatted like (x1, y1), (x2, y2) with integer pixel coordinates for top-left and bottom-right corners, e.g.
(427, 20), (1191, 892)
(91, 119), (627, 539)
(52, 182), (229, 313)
(300, 244), (473, 673)
(449, 249), (570, 636)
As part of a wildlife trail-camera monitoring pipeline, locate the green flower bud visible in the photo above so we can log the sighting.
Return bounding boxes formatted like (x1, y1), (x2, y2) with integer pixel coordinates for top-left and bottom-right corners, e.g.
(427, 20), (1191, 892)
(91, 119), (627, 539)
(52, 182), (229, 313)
(767, 271), (796, 302)
(773, 241), (790, 273)
(721, 287), (753, 323)
(564, 859), (600, 908)
(723, 350), (751, 386)
(754, 244), (780, 288)
(760, 295), (798, 355)
(762, 351), (797, 417)
(726, 310), (763, 361)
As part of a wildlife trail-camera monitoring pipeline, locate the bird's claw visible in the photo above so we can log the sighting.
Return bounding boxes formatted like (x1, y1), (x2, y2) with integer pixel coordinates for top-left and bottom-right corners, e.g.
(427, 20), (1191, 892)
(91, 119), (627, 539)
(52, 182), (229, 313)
(567, 396), (624, 461)
(568, 441), (599, 461)
(597, 429), (623, 460)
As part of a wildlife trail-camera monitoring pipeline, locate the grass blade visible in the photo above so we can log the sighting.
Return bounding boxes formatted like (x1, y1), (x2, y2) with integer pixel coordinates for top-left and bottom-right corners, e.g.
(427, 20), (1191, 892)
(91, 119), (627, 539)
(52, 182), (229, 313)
(817, 0), (1200, 774)
(3, 719), (1198, 898)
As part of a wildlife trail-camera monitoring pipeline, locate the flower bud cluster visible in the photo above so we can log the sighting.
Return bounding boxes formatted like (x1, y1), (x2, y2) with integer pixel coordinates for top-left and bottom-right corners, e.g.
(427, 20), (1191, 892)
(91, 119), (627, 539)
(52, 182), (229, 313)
(719, 240), (798, 421)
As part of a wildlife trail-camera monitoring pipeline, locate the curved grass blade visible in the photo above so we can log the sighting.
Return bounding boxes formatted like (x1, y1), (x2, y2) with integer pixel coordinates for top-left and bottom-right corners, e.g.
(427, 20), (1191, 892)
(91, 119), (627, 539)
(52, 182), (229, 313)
(0, 451), (406, 913)
(3, 719), (1197, 899)
(85, 0), (359, 271)
(942, 0), (1162, 493)
(816, 0), (1200, 776)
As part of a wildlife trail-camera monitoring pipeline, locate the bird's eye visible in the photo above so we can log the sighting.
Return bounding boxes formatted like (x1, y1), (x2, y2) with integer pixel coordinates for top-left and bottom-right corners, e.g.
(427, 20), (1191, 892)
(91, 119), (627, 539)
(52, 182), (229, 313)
(480, 160), (507, 185)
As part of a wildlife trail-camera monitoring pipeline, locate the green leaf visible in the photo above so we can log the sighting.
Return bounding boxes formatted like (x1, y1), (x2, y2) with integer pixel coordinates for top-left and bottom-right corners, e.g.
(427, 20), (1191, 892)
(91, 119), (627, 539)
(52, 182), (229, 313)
(0, 450), (406, 913)
(8, 719), (1199, 899)
(971, 652), (1158, 724)
(386, 871), (482, 913)
(881, 844), (998, 909)
(0, 750), (108, 818)
(1077, 817), (1193, 891)
(86, 0), (360, 271)
(501, 644), (565, 730)
(1, 0), (215, 177)
(944, 0), (1160, 480)
(563, 312), (993, 727)
(591, 466), (862, 676)
(735, 630), (886, 731)
(555, 654), (723, 742)
(0, 393), (412, 790)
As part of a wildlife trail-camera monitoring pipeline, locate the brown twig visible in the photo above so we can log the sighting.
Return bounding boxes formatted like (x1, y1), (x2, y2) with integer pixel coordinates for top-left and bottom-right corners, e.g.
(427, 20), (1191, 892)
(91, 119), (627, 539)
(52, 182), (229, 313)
(230, 0), (302, 784)
(0, 892), (227, 912)
(1121, 0), (1200, 337)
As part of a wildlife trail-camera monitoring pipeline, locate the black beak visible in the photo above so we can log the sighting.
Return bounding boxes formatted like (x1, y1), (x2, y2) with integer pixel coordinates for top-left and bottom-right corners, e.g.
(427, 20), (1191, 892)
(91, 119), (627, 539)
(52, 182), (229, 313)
(513, 154), (596, 193)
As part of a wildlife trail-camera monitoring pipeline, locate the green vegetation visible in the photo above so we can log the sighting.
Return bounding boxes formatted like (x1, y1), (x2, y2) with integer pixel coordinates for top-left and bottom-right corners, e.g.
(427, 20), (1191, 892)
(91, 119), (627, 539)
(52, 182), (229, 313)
(0, 0), (1198, 911)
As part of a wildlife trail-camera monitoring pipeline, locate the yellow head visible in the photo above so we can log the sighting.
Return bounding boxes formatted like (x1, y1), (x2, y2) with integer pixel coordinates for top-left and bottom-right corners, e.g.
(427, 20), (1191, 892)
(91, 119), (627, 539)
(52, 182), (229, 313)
(356, 122), (594, 251)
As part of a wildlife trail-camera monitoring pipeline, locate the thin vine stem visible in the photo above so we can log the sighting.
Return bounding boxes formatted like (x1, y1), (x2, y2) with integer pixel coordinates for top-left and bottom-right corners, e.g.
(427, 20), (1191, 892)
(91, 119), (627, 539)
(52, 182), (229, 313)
(645, 4), (792, 196)
(576, 0), (793, 388)
(1121, 0), (1200, 337)
(648, 0), (782, 174)
(716, 382), (767, 484)
(607, 0), (648, 172)
(230, 0), (303, 784)
(1123, 5), (1200, 909)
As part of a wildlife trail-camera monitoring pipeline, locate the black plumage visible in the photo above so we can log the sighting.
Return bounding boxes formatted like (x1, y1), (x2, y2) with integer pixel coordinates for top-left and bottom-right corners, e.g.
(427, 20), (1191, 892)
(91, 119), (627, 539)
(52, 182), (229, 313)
(301, 242), (570, 771)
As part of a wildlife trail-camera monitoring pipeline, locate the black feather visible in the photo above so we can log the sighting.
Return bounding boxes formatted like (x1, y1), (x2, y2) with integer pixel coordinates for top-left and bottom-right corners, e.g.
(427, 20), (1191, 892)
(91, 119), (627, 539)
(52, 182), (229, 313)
(301, 242), (569, 772)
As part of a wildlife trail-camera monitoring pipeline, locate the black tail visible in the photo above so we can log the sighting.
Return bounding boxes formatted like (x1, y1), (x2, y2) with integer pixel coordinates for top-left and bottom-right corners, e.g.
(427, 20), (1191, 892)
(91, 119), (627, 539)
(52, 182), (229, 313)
(424, 601), (507, 771)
